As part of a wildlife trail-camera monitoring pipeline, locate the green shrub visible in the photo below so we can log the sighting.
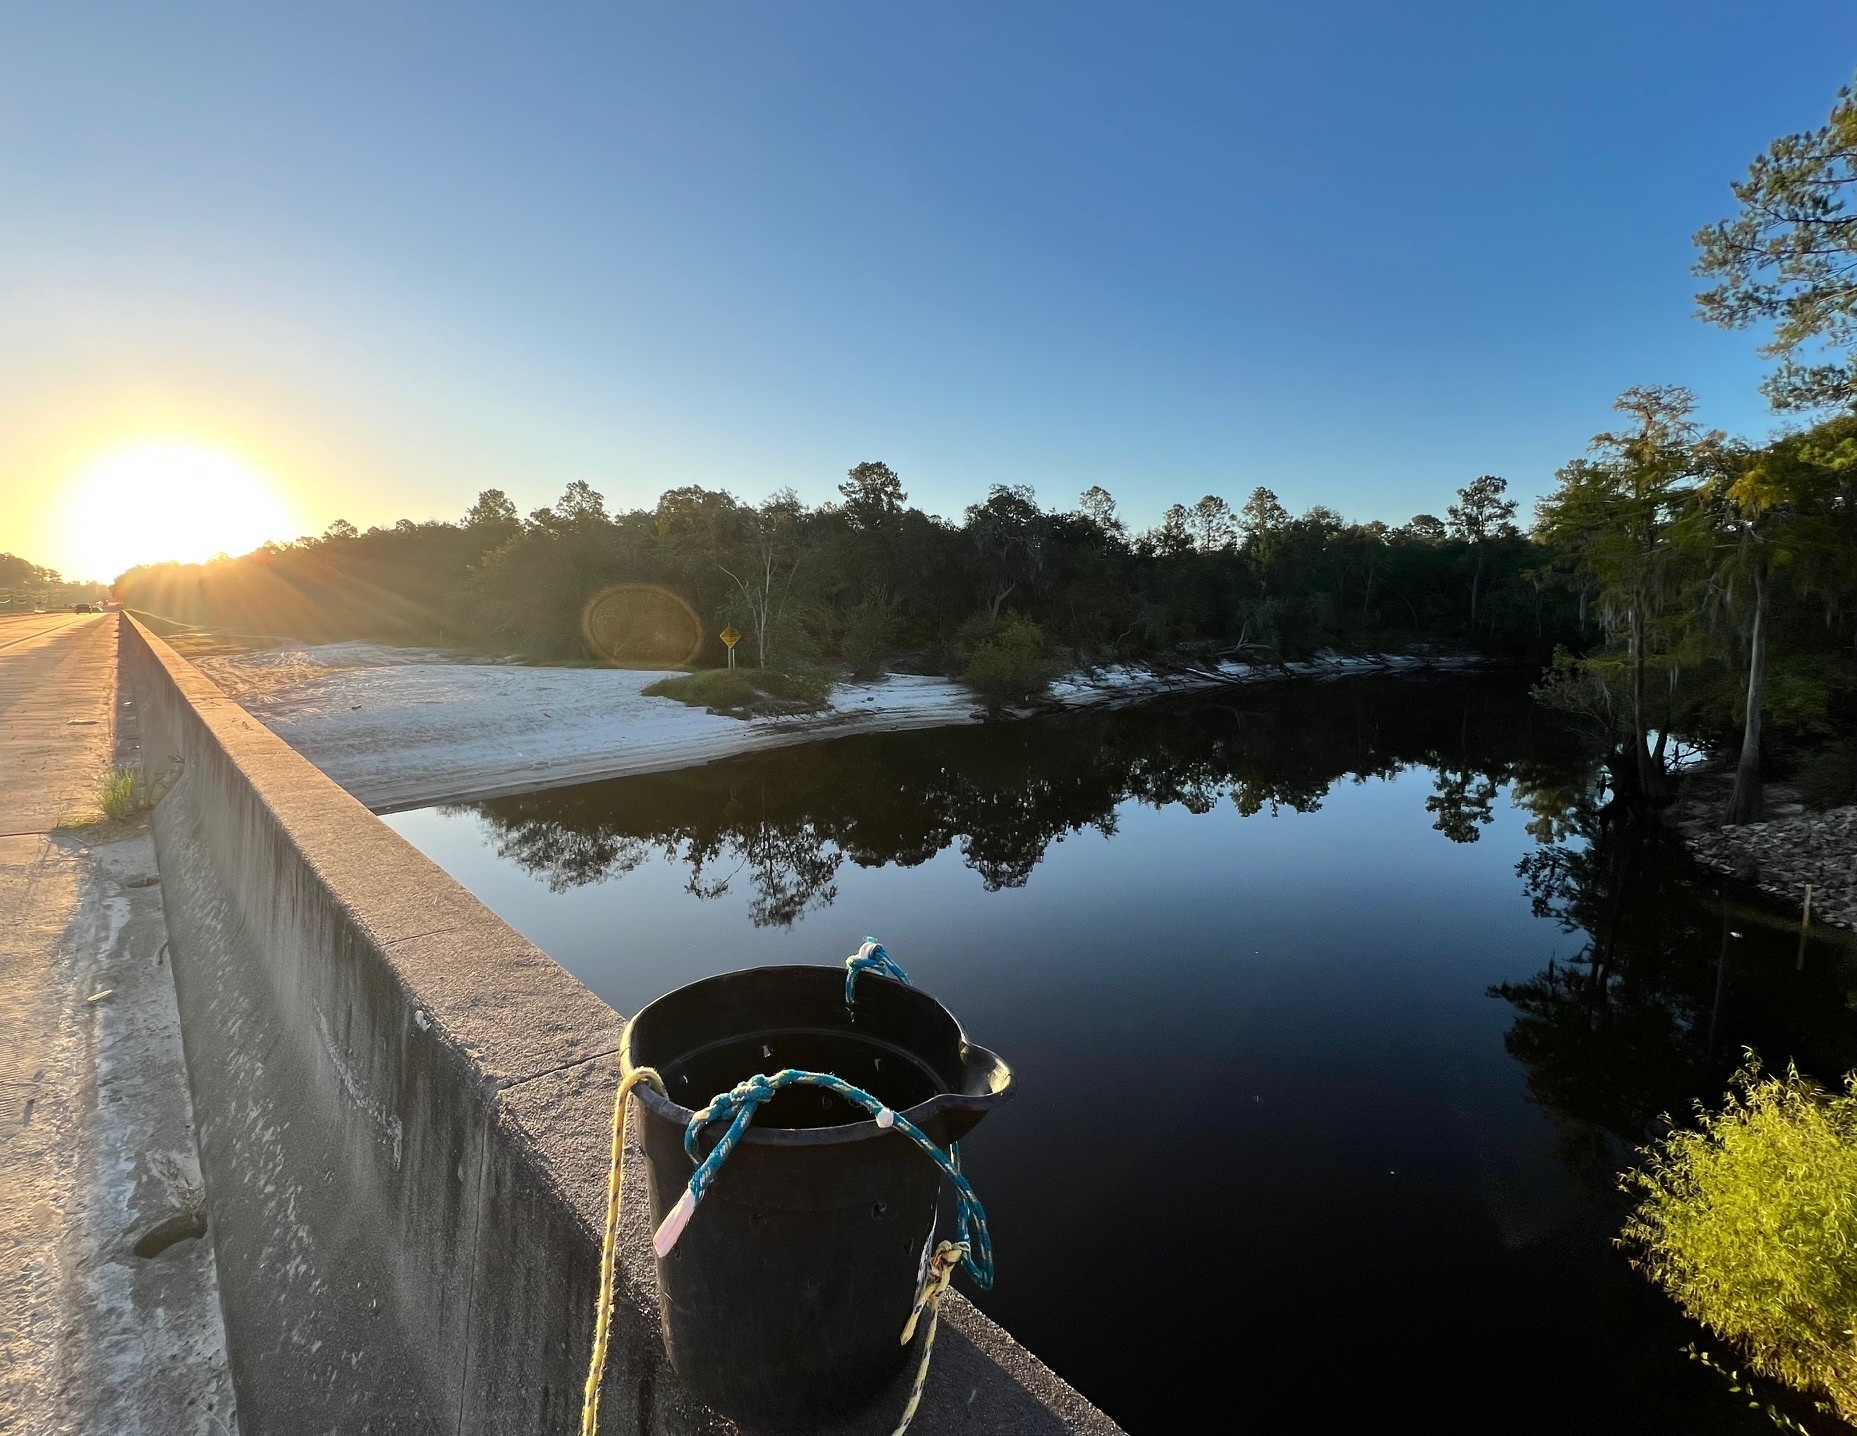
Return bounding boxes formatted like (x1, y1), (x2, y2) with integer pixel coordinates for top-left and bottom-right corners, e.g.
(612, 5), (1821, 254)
(754, 667), (833, 707)
(97, 766), (152, 823)
(1621, 1058), (1857, 1422)
(840, 592), (899, 679)
(644, 668), (757, 709)
(1797, 741), (1857, 811)
(963, 614), (1052, 704)
(642, 667), (831, 719)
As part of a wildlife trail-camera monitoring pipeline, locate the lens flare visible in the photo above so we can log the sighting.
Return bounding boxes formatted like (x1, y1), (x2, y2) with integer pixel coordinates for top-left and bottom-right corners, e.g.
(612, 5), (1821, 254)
(582, 583), (704, 667)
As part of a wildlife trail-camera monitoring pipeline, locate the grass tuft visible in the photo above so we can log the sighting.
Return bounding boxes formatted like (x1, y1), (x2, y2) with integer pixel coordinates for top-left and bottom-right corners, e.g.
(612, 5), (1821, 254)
(642, 667), (832, 719)
(96, 765), (154, 823)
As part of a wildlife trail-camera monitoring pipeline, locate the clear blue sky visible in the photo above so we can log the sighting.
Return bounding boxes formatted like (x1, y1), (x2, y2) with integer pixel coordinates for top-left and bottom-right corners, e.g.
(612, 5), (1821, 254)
(5, 0), (1857, 566)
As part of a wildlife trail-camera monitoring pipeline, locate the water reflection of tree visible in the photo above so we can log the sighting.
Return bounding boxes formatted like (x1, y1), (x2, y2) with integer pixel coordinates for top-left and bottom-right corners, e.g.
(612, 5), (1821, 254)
(483, 818), (656, 892)
(1426, 765), (1499, 842)
(456, 676), (1582, 927)
(1494, 793), (1857, 1190)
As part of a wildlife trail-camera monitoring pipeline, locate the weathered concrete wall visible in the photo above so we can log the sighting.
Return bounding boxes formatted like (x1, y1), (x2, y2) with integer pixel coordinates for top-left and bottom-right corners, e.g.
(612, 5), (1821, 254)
(123, 617), (1120, 1436)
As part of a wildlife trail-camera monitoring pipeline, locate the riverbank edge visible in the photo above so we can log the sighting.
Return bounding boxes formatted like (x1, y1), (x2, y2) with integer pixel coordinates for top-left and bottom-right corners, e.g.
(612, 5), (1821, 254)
(1678, 800), (1857, 936)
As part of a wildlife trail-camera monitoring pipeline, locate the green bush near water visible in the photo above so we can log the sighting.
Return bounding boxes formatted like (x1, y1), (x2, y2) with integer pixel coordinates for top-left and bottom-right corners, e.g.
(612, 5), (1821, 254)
(840, 591), (900, 680)
(962, 614), (1053, 705)
(642, 667), (832, 719)
(1621, 1058), (1857, 1423)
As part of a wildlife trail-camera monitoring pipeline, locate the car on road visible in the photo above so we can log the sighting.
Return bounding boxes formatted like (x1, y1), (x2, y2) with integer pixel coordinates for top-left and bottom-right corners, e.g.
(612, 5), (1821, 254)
(71, 603), (93, 614)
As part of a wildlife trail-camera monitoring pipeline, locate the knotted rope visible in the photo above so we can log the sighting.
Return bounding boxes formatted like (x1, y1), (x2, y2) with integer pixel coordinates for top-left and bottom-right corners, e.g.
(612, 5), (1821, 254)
(894, 1239), (968, 1434)
(844, 936), (910, 1005)
(580, 943), (992, 1436)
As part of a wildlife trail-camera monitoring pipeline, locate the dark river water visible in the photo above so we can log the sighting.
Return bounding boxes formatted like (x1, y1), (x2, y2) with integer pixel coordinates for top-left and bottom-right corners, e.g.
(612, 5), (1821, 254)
(384, 674), (1857, 1433)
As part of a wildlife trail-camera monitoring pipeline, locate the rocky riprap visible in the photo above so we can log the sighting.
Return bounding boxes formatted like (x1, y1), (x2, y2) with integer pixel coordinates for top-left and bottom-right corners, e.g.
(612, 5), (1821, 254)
(1678, 790), (1857, 934)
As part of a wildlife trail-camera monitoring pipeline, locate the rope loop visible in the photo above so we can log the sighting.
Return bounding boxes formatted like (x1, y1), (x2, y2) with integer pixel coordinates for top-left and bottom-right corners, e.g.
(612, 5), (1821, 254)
(845, 937), (910, 1006)
(657, 1063), (993, 1436)
(664, 1064), (993, 1290)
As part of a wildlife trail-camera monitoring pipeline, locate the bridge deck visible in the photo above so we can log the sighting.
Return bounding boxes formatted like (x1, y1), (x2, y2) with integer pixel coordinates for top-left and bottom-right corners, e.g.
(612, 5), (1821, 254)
(0, 613), (234, 1434)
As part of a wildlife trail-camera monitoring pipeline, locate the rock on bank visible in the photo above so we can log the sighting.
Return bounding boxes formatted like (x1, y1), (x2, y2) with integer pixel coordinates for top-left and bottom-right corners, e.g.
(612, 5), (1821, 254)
(1681, 803), (1857, 934)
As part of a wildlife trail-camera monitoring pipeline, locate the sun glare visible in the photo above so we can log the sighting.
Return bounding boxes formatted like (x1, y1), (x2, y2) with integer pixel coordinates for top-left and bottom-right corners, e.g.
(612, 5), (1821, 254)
(61, 443), (298, 581)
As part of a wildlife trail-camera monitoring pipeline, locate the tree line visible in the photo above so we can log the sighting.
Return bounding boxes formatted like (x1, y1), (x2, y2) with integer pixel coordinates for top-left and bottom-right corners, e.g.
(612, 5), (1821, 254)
(116, 464), (1576, 685)
(111, 411), (1856, 827)
(0, 552), (102, 610)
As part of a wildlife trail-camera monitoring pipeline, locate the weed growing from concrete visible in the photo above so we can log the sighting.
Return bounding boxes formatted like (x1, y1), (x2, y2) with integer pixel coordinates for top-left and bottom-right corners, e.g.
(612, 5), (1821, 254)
(97, 766), (153, 823)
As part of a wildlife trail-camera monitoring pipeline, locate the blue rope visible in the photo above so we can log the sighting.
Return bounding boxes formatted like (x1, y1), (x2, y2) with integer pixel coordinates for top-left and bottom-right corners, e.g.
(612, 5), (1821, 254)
(677, 1066), (994, 1289)
(845, 938), (910, 1006)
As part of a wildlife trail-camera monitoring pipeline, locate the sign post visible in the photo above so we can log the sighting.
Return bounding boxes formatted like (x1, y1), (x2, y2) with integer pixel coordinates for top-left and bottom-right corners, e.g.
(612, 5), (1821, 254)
(719, 626), (741, 669)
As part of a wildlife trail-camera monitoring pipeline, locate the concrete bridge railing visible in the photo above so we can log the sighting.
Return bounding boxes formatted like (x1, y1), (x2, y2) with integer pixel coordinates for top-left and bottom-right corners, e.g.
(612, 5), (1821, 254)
(122, 616), (1117, 1436)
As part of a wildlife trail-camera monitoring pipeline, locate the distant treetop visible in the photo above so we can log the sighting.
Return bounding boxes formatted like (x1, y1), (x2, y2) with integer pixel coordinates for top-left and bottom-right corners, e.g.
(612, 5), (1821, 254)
(1695, 72), (1857, 410)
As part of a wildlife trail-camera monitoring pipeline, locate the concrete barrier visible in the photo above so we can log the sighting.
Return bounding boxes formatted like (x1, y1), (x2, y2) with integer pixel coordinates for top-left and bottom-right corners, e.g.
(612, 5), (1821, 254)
(122, 617), (1120, 1436)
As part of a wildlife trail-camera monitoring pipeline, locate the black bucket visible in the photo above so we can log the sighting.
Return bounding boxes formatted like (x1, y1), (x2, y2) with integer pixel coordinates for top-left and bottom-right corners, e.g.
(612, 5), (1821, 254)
(621, 964), (1012, 1427)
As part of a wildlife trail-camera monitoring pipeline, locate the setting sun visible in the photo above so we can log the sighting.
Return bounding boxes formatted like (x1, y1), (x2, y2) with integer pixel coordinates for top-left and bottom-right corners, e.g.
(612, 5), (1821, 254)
(59, 443), (298, 581)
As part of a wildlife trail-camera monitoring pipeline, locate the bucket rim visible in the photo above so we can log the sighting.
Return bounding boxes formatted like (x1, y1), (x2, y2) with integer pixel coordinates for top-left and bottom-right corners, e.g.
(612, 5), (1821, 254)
(618, 963), (1010, 1148)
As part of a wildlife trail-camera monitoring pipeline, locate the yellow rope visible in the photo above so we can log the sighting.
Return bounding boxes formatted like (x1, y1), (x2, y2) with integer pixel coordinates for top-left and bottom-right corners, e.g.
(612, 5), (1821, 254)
(891, 1240), (966, 1436)
(580, 1063), (663, 1436)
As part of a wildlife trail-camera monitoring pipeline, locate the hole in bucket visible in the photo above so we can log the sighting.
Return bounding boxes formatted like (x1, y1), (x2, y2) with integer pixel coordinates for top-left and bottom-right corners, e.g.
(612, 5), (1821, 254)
(872, 1202), (887, 1220)
(662, 1029), (943, 1130)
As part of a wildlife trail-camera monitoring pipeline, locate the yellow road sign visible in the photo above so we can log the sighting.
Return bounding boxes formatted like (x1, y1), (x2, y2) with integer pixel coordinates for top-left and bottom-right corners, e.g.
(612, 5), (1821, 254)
(719, 626), (742, 649)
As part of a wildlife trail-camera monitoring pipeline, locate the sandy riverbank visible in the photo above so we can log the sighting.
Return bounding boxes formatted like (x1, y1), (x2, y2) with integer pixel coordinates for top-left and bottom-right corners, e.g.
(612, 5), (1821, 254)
(192, 643), (1480, 812)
